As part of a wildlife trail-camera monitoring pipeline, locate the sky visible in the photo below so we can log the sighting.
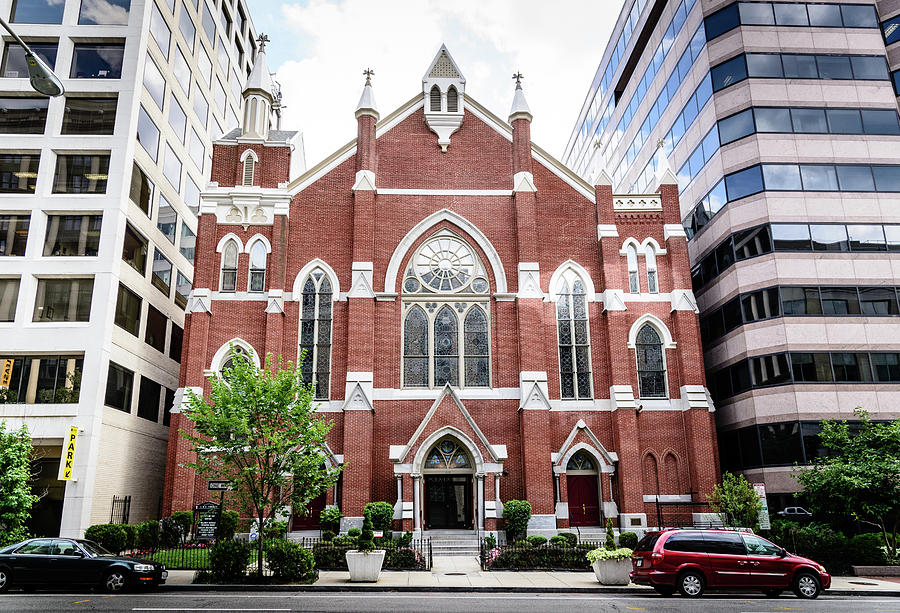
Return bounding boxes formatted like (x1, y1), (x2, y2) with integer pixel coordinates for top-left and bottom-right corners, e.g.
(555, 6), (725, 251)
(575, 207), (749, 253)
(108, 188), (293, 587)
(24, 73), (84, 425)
(249, 0), (623, 168)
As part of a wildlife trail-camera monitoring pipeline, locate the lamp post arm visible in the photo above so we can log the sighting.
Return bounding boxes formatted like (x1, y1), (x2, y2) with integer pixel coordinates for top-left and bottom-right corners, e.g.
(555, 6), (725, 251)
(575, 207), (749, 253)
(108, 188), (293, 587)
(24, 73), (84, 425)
(0, 15), (32, 52)
(0, 15), (64, 96)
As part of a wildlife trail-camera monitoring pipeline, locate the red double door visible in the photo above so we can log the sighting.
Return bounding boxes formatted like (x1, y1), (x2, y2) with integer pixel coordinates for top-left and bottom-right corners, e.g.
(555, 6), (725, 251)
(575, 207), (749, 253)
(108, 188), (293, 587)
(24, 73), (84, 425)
(567, 474), (601, 526)
(291, 492), (326, 531)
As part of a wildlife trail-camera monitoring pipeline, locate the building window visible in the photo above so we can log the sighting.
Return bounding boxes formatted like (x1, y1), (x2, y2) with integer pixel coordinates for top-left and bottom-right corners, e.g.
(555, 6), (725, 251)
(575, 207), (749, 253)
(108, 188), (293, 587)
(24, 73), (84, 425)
(430, 85), (441, 111)
(0, 97), (48, 133)
(447, 86), (458, 112)
(179, 224), (195, 264)
(242, 154), (255, 185)
(2, 42), (57, 78)
(0, 356), (82, 403)
(220, 240), (238, 291)
(163, 388), (174, 426)
(0, 277), (19, 321)
(143, 55), (166, 109)
(173, 45), (191, 95)
(137, 376), (161, 422)
(105, 362), (133, 412)
(163, 144), (182, 190)
(248, 241), (266, 292)
(149, 2), (170, 57)
(137, 106), (160, 160)
(170, 323), (183, 361)
(168, 94), (187, 143)
(70, 43), (125, 79)
(129, 162), (153, 216)
(114, 283), (141, 336)
(33, 278), (93, 322)
(557, 278), (592, 399)
(626, 243), (639, 293)
(152, 249), (172, 296)
(636, 324), (667, 398)
(157, 197), (177, 243)
(52, 154), (110, 194)
(424, 439), (471, 469)
(179, 4), (196, 51)
(401, 232), (491, 388)
(144, 305), (167, 353)
(0, 153), (39, 193)
(645, 244), (658, 293)
(0, 214), (28, 256)
(189, 128), (205, 171)
(11, 0), (64, 23)
(122, 223), (147, 274)
(78, 0), (130, 26)
(299, 271), (332, 399)
(43, 215), (102, 257)
(62, 97), (117, 135)
(174, 271), (191, 309)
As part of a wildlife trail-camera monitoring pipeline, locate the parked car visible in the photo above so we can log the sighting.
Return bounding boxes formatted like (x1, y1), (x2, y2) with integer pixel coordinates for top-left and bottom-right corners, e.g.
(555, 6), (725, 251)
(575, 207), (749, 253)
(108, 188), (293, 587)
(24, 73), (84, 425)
(630, 528), (830, 599)
(0, 537), (167, 593)
(776, 506), (813, 519)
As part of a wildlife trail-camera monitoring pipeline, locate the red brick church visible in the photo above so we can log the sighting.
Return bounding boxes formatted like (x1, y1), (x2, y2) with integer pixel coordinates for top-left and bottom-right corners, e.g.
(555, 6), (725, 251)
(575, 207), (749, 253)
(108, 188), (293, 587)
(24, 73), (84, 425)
(162, 43), (720, 535)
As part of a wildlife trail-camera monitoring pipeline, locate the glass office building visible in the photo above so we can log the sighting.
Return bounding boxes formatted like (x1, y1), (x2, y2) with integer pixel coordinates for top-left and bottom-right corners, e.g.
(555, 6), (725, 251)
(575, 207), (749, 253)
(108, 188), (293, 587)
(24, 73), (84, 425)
(564, 0), (900, 511)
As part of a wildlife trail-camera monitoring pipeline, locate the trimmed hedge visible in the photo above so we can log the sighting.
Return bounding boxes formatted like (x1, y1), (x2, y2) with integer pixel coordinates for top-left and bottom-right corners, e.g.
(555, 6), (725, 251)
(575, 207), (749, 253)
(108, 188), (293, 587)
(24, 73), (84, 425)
(311, 539), (427, 570)
(618, 532), (638, 550)
(364, 502), (394, 532)
(84, 524), (128, 553)
(503, 500), (532, 541)
(209, 539), (252, 582)
(265, 539), (316, 582)
(484, 543), (594, 570)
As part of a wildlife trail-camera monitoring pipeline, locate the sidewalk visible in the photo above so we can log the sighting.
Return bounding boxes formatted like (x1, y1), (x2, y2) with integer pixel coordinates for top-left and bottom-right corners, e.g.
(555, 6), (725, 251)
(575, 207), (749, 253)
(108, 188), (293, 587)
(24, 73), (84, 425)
(162, 556), (900, 596)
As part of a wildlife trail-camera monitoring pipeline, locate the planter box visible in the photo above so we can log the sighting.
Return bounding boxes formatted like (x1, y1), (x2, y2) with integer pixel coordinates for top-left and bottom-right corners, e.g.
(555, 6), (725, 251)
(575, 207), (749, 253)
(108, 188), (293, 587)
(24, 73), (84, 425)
(853, 565), (900, 577)
(346, 550), (386, 582)
(591, 558), (631, 585)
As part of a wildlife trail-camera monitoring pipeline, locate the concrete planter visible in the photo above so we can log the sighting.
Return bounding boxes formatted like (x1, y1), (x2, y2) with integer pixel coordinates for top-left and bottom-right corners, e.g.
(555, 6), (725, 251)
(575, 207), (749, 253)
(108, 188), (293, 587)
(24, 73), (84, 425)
(591, 558), (631, 585)
(346, 550), (386, 582)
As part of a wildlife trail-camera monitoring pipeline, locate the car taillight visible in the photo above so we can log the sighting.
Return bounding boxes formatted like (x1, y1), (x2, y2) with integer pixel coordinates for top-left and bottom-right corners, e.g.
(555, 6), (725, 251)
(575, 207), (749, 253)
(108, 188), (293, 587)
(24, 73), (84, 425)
(650, 552), (664, 567)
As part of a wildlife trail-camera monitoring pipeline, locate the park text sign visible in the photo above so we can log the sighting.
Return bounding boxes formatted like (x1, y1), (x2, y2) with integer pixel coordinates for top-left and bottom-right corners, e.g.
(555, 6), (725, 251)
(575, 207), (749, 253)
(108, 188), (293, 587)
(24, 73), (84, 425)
(58, 426), (79, 480)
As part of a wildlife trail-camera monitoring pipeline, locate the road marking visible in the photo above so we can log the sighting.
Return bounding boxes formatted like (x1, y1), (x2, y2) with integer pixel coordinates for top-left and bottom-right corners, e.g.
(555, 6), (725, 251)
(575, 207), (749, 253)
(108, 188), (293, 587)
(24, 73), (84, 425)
(133, 609), (292, 612)
(625, 607), (646, 610)
(73, 600), (90, 604)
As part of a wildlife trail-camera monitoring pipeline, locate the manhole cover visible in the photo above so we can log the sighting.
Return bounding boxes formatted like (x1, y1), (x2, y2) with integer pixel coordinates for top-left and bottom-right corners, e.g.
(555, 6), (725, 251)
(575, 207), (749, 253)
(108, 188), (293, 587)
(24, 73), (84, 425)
(849, 581), (878, 585)
(444, 572), (467, 576)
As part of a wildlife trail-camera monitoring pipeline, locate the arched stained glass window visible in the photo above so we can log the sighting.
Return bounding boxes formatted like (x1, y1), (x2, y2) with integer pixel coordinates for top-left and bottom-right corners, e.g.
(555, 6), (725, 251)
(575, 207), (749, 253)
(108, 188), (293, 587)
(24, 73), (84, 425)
(447, 86), (458, 112)
(636, 324), (666, 398)
(401, 231), (490, 388)
(299, 270), (332, 399)
(645, 244), (658, 294)
(221, 345), (250, 379)
(557, 278), (592, 399)
(221, 241), (238, 292)
(434, 306), (458, 386)
(430, 85), (441, 111)
(626, 244), (639, 293)
(404, 307), (428, 387)
(424, 439), (471, 470)
(248, 241), (267, 292)
(464, 307), (488, 387)
(566, 450), (596, 472)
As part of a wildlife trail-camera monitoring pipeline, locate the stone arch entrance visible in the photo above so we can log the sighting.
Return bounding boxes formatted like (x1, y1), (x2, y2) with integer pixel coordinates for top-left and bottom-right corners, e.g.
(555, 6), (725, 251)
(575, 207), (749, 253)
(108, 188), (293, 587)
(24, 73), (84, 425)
(422, 438), (474, 529)
(565, 450), (601, 526)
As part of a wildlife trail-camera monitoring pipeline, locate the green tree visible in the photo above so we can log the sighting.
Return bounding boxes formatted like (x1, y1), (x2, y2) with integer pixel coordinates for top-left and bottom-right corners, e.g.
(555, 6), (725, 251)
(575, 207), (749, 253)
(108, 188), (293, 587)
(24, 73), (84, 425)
(180, 347), (342, 575)
(0, 421), (39, 545)
(707, 471), (762, 529)
(796, 409), (899, 559)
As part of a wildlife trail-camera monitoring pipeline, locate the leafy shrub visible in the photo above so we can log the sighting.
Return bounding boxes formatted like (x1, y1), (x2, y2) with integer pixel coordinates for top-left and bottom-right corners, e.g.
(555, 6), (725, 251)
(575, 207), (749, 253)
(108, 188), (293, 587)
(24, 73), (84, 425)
(587, 546), (633, 562)
(364, 502), (394, 532)
(321, 530), (335, 542)
(484, 543), (594, 570)
(604, 518), (616, 550)
(265, 539), (315, 582)
(170, 510), (193, 540)
(332, 535), (357, 547)
(386, 546), (425, 569)
(558, 532), (578, 546)
(135, 520), (159, 549)
(312, 541), (351, 569)
(397, 531), (413, 547)
(347, 527), (362, 537)
(849, 533), (887, 566)
(618, 532), (638, 550)
(120, 524), (137, 549)
(320, 507), (343, 533)
(549, 535), (567, 546)
(358, 510), (375, 552)
(503, 500), (532, 541)
(484, 533), (497, 549)
(373, 535), (392, 548)
(767, 520), (886, 574)
(209, 539), (252, 582)
(159, 517), (183, 548)
(526, 535), (547, 547)
(218, 510), (239, 541)
(263, 520), (287, 540)
(84, 524), (128, 553)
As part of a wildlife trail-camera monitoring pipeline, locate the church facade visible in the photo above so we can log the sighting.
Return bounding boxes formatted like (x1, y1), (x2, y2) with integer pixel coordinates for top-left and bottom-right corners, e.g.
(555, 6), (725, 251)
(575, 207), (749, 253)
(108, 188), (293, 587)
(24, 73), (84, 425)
(162, 45), (720, 534)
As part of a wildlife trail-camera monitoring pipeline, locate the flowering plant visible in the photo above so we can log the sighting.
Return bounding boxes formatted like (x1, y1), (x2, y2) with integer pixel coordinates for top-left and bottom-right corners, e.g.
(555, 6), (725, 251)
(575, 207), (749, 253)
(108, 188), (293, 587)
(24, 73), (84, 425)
(586, 547), (633, 562)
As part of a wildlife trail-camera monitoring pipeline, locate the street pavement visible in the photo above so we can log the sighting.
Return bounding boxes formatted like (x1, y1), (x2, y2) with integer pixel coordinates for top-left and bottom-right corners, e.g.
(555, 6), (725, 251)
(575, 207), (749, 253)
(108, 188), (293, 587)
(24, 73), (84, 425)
(2, 591), (900, 612)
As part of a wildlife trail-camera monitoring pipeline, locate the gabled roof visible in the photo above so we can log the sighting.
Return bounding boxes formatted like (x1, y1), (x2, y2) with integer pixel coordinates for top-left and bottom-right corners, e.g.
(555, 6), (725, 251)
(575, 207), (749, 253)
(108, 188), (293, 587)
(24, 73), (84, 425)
(423, 44), (465, 82)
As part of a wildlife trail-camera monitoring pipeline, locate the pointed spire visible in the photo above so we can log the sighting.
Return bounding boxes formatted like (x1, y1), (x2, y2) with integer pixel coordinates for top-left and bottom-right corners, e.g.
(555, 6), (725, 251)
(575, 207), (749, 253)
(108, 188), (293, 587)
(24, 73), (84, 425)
(244, 33), (275, 100)
(508, 71), (532, 123)
(355, 67), (379, 120)
(653, 138), (678, 188)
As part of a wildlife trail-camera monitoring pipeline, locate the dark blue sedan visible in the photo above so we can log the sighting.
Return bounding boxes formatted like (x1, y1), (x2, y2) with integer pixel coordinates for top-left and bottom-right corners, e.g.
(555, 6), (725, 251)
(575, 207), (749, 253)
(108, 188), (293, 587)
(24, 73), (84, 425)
(0, 538), (167, 592)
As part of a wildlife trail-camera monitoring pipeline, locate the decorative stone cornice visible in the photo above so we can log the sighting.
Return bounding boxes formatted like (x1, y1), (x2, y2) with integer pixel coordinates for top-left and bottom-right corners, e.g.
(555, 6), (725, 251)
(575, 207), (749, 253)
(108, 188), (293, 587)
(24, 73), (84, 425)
(612, 194), (662, 212)
(664, 224), (687, 240)
(348, 262), (375, 299)
(200, 184), (291, 226)
(516, 262), (543, 299)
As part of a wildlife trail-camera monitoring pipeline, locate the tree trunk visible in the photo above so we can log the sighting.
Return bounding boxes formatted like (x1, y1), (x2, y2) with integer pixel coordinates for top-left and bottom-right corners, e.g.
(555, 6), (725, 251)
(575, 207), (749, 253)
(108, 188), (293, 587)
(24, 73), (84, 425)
(257, 511), (265, 577)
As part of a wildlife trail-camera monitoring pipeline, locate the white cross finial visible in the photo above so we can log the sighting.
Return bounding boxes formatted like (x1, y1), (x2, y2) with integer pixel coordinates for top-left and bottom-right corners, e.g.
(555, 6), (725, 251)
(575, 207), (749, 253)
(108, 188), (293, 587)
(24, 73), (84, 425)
(363, 68), (375, 86)
(512, 71), (524, 89)
(257, 33), (269, 52)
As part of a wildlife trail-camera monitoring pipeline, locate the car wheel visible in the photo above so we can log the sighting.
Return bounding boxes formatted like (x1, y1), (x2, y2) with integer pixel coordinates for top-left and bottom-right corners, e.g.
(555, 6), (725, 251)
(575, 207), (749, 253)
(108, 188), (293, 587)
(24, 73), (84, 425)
(677, 570), (705, 598)
(653, 585), (675, 597)
(0, 568), (9, 593)
(793, 572), (821, 599)
(764, 589), (782, 598)
(104, 570), (129, 593)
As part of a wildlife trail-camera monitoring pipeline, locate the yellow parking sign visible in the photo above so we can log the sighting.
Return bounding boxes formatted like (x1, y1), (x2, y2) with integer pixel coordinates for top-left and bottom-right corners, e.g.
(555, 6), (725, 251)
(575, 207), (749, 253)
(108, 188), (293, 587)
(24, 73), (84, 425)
(0, 359), (12, 388)
(59, 426), (79, 481)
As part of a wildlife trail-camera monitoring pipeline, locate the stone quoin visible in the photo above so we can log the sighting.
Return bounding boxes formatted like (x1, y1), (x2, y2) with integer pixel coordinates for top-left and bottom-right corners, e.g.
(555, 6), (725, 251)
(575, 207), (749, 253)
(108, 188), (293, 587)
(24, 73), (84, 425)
(162, 43), (721, 535)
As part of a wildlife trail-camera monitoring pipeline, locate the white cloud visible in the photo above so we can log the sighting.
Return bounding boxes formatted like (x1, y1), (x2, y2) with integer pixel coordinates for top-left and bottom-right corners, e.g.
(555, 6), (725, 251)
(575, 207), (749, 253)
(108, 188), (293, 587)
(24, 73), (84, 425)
(273, 0), (618, 168)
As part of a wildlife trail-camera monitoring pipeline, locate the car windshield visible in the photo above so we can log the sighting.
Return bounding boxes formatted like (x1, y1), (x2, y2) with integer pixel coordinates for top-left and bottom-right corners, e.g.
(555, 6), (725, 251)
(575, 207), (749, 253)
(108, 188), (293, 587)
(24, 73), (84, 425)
(635, 533), (662, 551)
(78, 539), (112, 556)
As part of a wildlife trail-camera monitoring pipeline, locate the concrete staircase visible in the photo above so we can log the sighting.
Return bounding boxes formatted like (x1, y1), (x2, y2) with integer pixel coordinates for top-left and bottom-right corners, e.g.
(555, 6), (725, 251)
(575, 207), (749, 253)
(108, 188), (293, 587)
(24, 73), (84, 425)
(427, 530), (481, 557)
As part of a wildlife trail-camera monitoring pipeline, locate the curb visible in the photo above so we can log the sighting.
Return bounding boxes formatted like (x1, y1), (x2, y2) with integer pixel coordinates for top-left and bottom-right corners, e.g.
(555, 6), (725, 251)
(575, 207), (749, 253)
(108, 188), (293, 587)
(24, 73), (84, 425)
(161, 584), (900, 597)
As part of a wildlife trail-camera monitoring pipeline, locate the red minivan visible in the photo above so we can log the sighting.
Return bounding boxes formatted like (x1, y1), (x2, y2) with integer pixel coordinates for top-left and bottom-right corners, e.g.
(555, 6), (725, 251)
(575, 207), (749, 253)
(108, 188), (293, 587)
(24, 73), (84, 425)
(630, 529), (831, 599)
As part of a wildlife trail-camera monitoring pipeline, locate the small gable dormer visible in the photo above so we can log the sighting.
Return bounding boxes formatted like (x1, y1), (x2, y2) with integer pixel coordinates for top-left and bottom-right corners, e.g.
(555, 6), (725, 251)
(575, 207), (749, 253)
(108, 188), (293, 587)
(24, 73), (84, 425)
(423, 45), (465, 152)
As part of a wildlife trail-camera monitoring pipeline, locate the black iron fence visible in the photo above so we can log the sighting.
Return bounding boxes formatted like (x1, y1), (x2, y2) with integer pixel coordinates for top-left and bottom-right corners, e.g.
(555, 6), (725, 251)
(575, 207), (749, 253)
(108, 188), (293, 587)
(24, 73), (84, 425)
(479, 536), (605, 571)
(110, 495), (131, 524)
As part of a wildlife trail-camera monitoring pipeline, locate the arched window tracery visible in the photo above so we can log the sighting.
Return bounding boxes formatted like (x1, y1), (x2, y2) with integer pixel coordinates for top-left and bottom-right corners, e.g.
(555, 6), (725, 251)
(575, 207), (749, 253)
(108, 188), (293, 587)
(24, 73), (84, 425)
(636, 324), (667, 398)
(248, 240), (267, 292)
(645, 244), (658, 293)
(556, 275), (592, 399)
(221, 240), (239, 292)
(430, 85), (441, 111)
(566, 450), (597, 472)
(447, 86), (458, 112)
(299, 270), (332, 399)
(626, 243), (640, 293)
(424, 439), (472, 470)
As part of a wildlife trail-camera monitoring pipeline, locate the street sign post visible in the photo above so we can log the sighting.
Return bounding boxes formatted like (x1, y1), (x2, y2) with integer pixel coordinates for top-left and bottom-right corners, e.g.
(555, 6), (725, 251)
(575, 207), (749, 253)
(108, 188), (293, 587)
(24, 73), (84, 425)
(208, 480), (234, 491)
(753, 483), (771, 530)
(194, 501), (221, 541)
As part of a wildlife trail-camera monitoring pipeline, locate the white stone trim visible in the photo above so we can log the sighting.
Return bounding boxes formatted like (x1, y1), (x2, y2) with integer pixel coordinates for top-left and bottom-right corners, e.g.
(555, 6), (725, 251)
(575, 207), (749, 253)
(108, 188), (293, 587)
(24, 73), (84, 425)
(187, 288), (212, 313)
(620, 237), (667, 257)
(547, 260), (597, 302)
(597, 224), (619, 239)
(610, 385), (637, 410)
(377, 188), (512, 196)
(291, 259), (342, 301)
(613, 194), (661, 211)
(383, 208), (508, 294)
(599, 289), (626, 311)
(348, 262), (375, 299)
(626, 314), (676, 349)
(553, 419), (618, 471)
(373, 387), (519, 400)
(516, 262), (543, 299)
(643, 494), (692, 503)
(664, 224), (687, 240)
(670, 289), (699, 313)
(265, 289), (284, 314)
(169, 386), (203, 414)
(239, 148), (259, 163)
(244, 234), (272, 254)
(512, 171), (536, 193)
(210, 338), (262, 373)
(352, 169), (376, 192)
(216, 233), (244, 253)
(411, 426), (485, 473)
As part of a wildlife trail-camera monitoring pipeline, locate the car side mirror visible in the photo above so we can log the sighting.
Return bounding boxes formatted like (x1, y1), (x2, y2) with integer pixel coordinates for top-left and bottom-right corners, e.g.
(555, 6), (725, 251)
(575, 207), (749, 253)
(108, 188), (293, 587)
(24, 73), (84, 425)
(779, 548), (787, 558)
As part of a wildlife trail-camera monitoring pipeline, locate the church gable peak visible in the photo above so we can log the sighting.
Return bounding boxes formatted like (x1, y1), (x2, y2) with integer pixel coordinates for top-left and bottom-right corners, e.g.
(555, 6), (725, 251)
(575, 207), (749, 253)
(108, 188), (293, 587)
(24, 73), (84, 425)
(428, 50), (461, 79)
(422, 44), (465, 153)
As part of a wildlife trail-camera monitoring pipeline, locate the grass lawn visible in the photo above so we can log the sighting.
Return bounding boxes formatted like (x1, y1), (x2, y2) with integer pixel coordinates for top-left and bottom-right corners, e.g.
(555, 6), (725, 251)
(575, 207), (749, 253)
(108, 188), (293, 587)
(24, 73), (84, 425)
(148, 547), (262, 570)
